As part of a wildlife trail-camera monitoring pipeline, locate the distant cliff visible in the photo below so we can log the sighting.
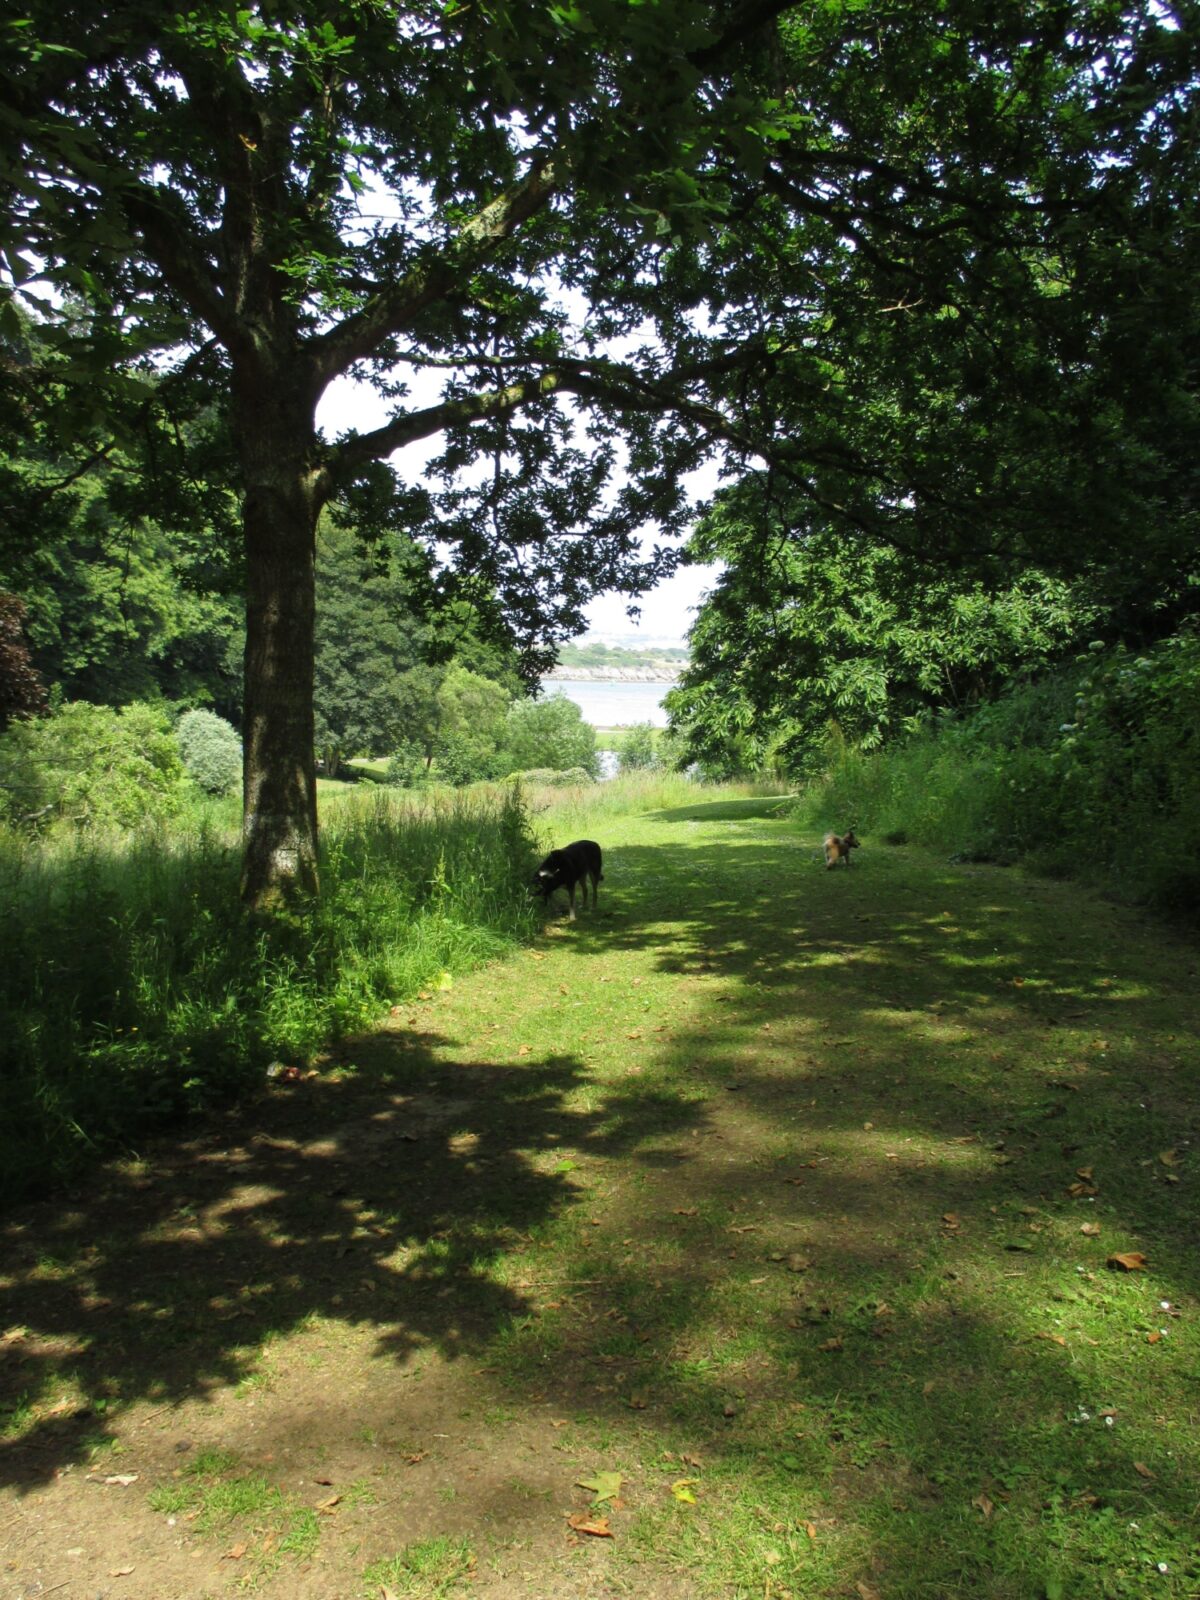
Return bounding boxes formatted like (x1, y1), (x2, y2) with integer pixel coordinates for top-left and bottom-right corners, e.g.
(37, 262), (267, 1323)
(545, 663), (681, 683)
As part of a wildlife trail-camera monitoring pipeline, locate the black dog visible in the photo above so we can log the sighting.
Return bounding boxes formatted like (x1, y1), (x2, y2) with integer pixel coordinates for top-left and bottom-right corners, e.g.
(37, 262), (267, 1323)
(531, 839), (603, 921)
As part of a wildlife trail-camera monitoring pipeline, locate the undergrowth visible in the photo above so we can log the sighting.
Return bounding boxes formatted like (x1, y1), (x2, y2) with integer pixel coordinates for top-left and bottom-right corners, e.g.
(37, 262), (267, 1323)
(792, 629), (1200, 915)
(0, 784), (539, 1205)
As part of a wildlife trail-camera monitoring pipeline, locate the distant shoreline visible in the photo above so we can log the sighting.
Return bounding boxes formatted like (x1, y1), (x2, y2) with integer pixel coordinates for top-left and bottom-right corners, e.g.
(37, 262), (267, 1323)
(545, 665), (681, 684)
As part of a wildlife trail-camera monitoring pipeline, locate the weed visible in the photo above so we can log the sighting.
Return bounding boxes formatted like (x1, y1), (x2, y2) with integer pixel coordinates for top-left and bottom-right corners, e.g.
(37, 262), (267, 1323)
(362, 1537), (476, 1599)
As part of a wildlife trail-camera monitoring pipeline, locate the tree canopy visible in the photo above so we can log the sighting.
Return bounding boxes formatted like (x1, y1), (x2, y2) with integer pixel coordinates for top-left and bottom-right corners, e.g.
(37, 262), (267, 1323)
(3, 0), (1196, 901)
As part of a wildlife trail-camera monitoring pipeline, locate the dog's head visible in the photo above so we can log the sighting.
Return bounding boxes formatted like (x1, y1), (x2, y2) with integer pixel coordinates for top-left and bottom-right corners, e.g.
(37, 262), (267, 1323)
(530, 853), (566, 899)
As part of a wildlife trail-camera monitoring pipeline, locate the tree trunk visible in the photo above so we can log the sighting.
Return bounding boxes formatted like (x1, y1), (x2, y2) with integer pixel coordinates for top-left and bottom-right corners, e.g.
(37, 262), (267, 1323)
(236, 375), (324, 911)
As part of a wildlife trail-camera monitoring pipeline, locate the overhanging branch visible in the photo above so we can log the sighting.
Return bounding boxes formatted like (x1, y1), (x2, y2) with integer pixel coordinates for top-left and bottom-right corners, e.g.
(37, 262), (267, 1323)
(311, 151), (561, 387)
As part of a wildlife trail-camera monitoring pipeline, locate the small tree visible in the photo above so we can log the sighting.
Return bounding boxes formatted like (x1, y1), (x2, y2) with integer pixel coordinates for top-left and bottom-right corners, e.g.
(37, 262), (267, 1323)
(618, 722), (659, 773)
(496, 694), (599, 779)
(176, 708), (242, 796)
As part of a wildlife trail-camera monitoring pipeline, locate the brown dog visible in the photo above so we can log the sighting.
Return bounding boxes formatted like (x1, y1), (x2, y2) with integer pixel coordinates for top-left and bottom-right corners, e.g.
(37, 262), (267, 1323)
(823, 829), (860, 869)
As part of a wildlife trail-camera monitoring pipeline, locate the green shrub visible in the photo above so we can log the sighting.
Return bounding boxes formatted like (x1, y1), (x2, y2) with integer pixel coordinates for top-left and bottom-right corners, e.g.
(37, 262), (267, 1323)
(0, 700), (186, 829)
(511, 765), (597, 787)
(494, 694), (599, 779)
(792, 629), (1200, 914)
(176, 708), (242, 795)
(617, 722), (659, 772)
(384, 741), (430, 787)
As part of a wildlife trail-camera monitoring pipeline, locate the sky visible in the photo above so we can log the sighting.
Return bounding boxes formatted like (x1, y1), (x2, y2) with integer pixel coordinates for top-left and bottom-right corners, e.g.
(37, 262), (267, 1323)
(318, 373), (722, 653)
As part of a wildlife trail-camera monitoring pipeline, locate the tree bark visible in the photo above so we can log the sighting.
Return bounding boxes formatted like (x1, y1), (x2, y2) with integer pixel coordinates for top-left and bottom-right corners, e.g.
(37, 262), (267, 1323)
(235, 369), (325, 910)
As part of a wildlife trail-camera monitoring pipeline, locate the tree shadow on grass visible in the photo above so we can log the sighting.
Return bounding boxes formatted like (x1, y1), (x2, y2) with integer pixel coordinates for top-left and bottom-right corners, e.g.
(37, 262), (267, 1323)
(4, 813), (1199, 1596)
(0, 1029), (701, 1494)
(509, 827), (1200, 1593)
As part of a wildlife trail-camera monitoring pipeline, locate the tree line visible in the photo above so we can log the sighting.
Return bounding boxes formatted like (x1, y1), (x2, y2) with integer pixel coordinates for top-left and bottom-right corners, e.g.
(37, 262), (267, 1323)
(2, 0), (1197, 904)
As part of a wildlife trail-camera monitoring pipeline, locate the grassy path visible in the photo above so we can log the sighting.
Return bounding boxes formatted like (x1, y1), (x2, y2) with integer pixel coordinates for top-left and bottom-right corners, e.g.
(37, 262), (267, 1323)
(3, 792), (1199, 1600)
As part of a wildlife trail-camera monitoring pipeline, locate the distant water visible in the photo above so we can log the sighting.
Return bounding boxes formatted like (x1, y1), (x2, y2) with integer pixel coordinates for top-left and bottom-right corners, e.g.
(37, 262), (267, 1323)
(541, 677), (674, 728)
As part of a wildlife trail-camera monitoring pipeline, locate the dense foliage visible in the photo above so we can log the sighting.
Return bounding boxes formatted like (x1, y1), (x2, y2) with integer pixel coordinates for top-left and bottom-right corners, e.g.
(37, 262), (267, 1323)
(666, 478), (1112, 778)
(0, 700), (186, 829)
(0, 314), (243, 717)
(792, 631), (1200, 915)
(494, 694), (600, 780)
(617, 722), (661, 772)
(314, 521), (520, 779)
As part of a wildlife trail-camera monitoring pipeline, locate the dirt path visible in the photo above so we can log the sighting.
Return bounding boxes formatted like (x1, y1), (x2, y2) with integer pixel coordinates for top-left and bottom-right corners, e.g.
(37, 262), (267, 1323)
(3, 796), (1199, 1600)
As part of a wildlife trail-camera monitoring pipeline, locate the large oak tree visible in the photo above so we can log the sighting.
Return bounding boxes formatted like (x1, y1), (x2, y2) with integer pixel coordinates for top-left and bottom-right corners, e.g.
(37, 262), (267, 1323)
(3, 0), (1193, 904)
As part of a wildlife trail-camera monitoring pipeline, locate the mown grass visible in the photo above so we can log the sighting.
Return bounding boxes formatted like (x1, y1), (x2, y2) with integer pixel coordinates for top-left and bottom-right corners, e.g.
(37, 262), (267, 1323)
(400, 788), (1200, 1599)
(146, 1447), (321, 1579)
(3, 778), (1196, 1600)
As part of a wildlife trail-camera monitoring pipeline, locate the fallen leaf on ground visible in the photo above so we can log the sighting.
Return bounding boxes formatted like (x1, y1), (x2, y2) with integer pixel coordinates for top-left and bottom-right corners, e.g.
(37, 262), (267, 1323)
(787, 1255), (812, 1272)
(567, 1513), (613, 1537)
(1159, 1149), (1181, 1166)
(856, 1582), (883, 1600)
(973, 1493), (995, 1519)
(670, 1478), (699, 1503)
(819, 1337), (843, 1352)
(576, 1470), (623, 1503)
(626, 1392), (648, 1410)
(804, 1521), (817, 1539)
(104, 1473), (139, 1486)
(1080, 1222), (1102, 1236)
(1134, 1461), (1156, 1479)
(109, 1567), (134, 1578)
(1107, 1252), (1148, 1271)
(317, 1492), (341, 1511)
(224, 1542), (248, 1560)
(1147, 1331), (1163, 1344)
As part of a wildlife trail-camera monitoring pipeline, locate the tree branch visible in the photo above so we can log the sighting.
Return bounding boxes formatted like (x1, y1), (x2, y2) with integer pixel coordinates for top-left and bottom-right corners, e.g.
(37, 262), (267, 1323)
(120, 188), (245, 353)
(311, 152), (561, 386)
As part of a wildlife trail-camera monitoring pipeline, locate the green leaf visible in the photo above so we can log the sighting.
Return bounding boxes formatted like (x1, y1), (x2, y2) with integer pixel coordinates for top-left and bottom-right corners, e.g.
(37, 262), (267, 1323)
(576, 1471), (623, 1503)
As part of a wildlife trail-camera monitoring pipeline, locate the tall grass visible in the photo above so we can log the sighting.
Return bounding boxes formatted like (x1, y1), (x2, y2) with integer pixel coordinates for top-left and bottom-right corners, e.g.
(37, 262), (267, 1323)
(792, 630), (1200, 915)
(0, 785), (539, 1205)
(517, 766), (715, 839)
